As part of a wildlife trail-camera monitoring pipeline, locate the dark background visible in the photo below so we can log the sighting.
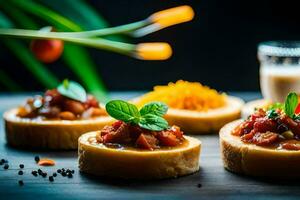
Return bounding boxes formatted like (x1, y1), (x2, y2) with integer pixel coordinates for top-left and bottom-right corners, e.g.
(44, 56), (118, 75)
(1, 0), (300, 92)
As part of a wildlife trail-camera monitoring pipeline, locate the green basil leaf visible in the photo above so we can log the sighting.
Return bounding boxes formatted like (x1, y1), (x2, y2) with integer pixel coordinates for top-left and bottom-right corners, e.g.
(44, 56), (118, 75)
(57, 79), (87, 102)
(139, 114), (168, 131)
(139, 101), (168, 117)
(284, 92), (298, 118)
(106, 100), (140, 123)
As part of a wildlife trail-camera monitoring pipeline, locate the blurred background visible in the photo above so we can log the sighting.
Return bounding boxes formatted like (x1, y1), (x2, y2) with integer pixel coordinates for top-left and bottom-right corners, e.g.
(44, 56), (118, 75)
(1, 0), (300, 94)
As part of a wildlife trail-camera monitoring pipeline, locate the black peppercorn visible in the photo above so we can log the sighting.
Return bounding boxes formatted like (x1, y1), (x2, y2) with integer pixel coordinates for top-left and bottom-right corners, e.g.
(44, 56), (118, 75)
(49, 176), (54, 182)
(18, 180), (24, 186)
(53, 173), (57, 177)
(18, 170), (23, 175)
(34, 156), (40, 163)
(71, 170), (75, 174)
(32, 171), (38, 176)
(3, 164), (9, 170)
(42, 172), (47, 178)
(197, 183), (202, 188)
(19, 164), (24, 169)
(67, 173), (73, 178)
(38, 169), (43, 175)
(61, 171), (66, 177)
(57, 169), (61, 173)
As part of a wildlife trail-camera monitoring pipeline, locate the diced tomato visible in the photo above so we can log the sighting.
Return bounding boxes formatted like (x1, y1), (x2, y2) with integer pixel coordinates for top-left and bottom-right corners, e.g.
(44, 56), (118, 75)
(251, 132), (278, 146)
(156, 131), (179, 146)
(44, 89), (63, 106)
(85, 95), (100, 108)
(136, 133), (158, 150)
(102, 123), (131, 144)
(112, 120), (123, 129)
(170, 125), (183, 139)
(253, 118), (277, 133)
(281, 140), (300, 150)
(241, 131), (255, 142)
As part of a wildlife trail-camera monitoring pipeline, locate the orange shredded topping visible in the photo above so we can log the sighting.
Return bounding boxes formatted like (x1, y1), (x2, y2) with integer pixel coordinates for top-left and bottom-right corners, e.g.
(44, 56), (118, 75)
(137, 80), (226, 111)
(149, 5), (194, 28)
(135, 43), (172, 60)
(38, 158), (56, 166)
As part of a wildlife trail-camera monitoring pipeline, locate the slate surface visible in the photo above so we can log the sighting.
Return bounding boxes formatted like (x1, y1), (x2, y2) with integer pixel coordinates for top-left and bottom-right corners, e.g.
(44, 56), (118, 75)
(2, 92), (298, 200)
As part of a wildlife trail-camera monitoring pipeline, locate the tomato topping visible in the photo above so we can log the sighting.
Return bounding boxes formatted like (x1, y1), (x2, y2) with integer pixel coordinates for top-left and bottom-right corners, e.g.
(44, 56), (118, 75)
(251, 132), (278, 146)
(156, 131), (179, 146)
(281, 140), (300, 150)
(136, 133), (158, 150)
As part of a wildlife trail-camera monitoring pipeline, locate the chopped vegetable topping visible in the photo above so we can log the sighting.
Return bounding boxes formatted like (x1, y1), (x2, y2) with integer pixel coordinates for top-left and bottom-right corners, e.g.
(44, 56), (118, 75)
(136, 80), (226, 111)
(233, 92), (300, 150)
(17, 80), (106, 120)
(97, 121), (184, 150)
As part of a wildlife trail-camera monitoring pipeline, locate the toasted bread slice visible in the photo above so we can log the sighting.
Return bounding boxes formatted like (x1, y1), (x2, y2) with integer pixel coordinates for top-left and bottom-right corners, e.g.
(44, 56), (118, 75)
(220, 120), (300, 178)
(134, 96), (244, 134)
(78, 132), (201, 179)
(4, 108), (114, 149)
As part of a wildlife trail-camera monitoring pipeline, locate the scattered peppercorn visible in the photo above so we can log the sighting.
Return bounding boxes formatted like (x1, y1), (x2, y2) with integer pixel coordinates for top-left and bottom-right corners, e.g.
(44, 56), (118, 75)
(61, 171), (66, 177)
(57, 169), (61, 173)
(18, 180), (24, 186)
(35, 156), (40, 163)
(18, 170), (23, 175)
(53, 173), (57, 177)
(197, 183), (202, 188)
(1, 159), (7, 163)
(3, 164), (9, 169)
(42, 172), (47, 178)
(71, 170), (75, 174)
(19, 164), (24, 169)
(49, 176), (54, 182)
(67, 173), (73, 178)
(32, 171), (38, 176)
(38, 169), (43, 175)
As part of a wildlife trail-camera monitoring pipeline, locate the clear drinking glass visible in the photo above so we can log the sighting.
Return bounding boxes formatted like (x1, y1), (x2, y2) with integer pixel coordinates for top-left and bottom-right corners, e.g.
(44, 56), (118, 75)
(258, 41), (300, 103)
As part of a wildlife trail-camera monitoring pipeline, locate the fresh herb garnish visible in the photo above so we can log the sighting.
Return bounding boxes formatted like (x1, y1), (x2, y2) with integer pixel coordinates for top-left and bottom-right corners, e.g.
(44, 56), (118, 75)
(57, 79), (87, 102)
(266, 109), (278, 119)
(106, 100), (169, 131)
(284, 92), (298, 118)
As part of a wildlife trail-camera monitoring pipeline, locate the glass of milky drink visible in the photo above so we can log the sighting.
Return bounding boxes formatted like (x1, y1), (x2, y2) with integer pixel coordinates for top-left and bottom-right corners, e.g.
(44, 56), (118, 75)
(258, 41), (300, 103)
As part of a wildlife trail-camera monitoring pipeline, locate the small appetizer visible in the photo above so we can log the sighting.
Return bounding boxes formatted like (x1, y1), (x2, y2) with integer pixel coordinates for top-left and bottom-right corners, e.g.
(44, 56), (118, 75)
(79, 100), (201, 179)
(4, 80), (113, 149)
(133, 80), (244, 134)
(220, 92), (300, 178)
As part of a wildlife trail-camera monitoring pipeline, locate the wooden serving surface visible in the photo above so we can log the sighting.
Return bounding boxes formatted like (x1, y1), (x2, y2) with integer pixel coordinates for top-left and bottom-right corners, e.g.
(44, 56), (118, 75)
(1, 92), (299, 200)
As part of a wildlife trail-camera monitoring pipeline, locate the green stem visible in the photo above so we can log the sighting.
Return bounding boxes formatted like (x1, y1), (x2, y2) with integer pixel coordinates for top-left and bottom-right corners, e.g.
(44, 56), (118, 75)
(0, 28), (135, 55)
(62, 21), (148, 37)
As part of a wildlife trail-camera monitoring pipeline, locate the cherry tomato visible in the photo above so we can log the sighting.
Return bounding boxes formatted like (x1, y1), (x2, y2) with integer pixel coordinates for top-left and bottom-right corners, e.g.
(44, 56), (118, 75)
(30, 38), (63, 63)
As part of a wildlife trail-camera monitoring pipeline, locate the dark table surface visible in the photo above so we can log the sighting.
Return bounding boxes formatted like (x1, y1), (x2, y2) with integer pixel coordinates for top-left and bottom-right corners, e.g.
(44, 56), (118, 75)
(1, 92), (299, 200)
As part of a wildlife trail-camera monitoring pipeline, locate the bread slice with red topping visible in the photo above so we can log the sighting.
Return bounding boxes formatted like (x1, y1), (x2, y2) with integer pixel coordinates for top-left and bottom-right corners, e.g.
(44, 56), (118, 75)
(220, 120), (300, 178)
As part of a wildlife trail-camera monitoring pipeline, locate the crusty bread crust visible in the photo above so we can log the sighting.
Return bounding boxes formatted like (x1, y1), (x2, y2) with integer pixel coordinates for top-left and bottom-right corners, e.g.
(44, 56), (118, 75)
(78, 133), (201, 179)
(4, 108), (114, 150)
(133, 96), (244, 134)
(220, 120), (300, 178)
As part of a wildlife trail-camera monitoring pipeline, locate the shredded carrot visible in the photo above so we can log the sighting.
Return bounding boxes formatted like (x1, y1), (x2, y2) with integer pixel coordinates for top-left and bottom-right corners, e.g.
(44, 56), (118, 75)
(38, 158), (55, 166)
(137, 80), (226, 111)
